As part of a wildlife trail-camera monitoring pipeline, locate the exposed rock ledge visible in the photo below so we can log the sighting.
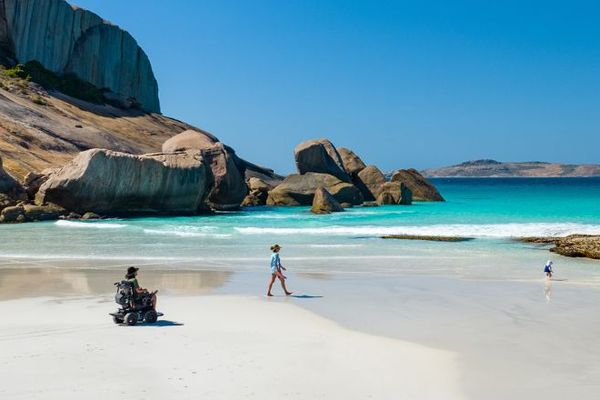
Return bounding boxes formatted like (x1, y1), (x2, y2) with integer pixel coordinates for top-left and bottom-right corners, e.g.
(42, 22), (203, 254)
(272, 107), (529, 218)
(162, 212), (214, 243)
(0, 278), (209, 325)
(381, 235), (473, 242)
(518, 235), (600, 260)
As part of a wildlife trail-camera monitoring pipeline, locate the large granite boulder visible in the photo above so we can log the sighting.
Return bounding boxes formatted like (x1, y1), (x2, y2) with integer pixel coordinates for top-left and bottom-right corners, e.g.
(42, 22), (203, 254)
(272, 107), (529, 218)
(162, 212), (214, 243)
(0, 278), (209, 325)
(338, 147), (366, 176)
(267, 173), (363, 206)
(0, 156), (26, 210)
(161, 129), (219, 152)
(294, 139), (350, 182)
(241, 177), (272, 207)
(35, 149), (212, 215)
(0, 0), (160, 112)
(376, 182), (412, 205)
(162, 130), (248, 210)
(201, 143), (248, 210)
(391, 169), (444, 201)
(355, 165), (387, 201)
(311, 187), (344, 214)
(0, 203), (64, 223)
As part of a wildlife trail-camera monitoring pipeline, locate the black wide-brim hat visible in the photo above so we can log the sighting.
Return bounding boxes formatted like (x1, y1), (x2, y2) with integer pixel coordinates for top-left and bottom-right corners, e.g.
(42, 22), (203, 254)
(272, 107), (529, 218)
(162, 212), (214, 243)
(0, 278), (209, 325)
(127, 266), (139, 275)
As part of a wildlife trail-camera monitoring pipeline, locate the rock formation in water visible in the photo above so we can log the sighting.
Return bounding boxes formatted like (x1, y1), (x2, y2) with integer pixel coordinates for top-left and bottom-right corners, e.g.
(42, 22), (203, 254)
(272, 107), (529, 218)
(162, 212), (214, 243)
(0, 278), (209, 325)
(311, 186), (344, 214)
(391, 169), (444, 202)
(376, 181), (412, 205)
(36, 149), (213, 215)
(267, 173), (363, 206)
(242, 177), (272, 206)
(337, 147), (366, 177)
(0, 0), (160, 113)
(355, 165), (387, 201)
(294, 139), (351, 182)
(162, 130), (248, 210)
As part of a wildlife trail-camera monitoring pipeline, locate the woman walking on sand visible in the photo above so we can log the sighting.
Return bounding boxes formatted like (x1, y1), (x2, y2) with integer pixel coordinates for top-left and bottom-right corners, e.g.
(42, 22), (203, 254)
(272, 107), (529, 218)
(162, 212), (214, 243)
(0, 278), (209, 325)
(267, 244), (292, 296)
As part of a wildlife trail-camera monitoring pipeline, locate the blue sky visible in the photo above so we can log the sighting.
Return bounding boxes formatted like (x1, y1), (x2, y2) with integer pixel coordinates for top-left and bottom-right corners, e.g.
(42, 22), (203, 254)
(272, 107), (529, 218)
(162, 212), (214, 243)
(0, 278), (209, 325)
(73, 0), (599, 173)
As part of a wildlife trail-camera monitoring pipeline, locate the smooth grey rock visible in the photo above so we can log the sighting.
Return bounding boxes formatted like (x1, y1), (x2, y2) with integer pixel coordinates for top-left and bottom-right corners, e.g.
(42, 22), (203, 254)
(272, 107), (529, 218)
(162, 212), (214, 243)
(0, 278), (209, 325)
(36, 149), (212, 215)
(0, 0), (160, 112)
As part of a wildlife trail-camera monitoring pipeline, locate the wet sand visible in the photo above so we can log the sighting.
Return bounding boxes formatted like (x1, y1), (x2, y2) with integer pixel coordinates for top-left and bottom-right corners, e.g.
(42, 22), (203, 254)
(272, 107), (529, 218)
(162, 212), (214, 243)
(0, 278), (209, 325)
(1, 265), (600, 399)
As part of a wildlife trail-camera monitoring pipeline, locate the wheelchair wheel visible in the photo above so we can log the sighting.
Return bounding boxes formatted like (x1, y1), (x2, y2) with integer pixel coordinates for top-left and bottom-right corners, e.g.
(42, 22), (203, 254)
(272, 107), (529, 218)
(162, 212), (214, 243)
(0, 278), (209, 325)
(144, 309), (158, 324)
(124, 312), (137, 326)
(112, 315), (124, 324)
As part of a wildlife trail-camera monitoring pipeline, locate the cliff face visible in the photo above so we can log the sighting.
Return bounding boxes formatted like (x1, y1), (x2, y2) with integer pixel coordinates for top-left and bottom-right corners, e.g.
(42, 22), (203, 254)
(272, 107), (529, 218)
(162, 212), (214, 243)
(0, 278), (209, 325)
(0, 0), (160, 113)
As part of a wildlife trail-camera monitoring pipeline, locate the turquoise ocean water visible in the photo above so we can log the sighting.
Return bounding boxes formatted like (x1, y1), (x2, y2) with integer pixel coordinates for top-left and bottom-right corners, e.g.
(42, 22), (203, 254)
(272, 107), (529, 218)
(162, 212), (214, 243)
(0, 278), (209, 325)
(1, 178), (599, 278)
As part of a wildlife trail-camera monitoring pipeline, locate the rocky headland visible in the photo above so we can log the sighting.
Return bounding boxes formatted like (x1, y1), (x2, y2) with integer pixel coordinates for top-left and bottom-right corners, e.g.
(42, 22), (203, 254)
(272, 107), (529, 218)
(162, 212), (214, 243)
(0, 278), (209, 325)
(0, 0), (442, 222)
(423, 159), (600, 178)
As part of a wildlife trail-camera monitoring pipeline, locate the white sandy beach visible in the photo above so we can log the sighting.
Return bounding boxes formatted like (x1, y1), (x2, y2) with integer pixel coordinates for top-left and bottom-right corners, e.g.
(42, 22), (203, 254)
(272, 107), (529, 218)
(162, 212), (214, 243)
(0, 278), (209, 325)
(0, 294), (464, 400)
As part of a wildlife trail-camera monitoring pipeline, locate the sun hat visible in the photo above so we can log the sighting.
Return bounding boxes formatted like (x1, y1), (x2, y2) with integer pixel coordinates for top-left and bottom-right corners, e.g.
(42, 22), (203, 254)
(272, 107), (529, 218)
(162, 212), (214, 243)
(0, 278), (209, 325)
(126, 266), (139, 275)
(270, 244), (281, 251)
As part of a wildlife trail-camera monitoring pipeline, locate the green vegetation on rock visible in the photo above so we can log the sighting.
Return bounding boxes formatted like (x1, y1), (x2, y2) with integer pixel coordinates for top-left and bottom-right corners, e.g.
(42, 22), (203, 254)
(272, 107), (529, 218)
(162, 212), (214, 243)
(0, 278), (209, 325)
(3, 61), (105, 104)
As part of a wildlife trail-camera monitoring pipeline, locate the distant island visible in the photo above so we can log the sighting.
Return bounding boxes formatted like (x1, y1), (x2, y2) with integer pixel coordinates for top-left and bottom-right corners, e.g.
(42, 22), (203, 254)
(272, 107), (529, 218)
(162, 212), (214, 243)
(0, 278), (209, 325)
(422, 160), (600, 177)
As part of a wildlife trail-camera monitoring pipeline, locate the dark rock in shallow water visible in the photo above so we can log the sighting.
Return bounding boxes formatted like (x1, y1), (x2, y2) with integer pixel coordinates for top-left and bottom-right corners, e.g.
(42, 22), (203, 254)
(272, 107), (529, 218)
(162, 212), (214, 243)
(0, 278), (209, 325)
(376, 182), (412, 205)
(267, 173), (363, 206)
(391, 169), (444, 202)
(311, 187), (344, 214)
(381, 235), (474, 242)
(550, 235), (600, 259)
(35, 149), (212, 215)
(81, 212), (101, 220)
(0, 205), (24, 223)
(294, 139), (350, 182)
(517, 235), (600, 260)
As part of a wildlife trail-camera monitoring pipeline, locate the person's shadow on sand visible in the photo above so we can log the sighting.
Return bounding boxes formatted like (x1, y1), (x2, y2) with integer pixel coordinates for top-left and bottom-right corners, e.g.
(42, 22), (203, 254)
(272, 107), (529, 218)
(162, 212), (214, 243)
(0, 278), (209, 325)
(132, 320), (184, 327)
(290, 294), (323, 299)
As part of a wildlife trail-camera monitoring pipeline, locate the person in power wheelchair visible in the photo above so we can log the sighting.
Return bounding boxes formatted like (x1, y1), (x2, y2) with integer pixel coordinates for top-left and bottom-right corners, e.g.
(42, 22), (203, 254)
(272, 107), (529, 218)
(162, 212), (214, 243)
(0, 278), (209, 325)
(125, 266), (157, 309)
(110, 266), (161, 325)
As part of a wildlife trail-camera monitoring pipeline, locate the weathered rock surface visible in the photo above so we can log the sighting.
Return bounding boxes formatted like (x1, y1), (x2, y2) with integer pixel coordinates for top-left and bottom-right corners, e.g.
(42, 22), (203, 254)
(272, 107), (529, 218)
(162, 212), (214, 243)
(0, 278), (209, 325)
(391, 169), (444, 202)
(35, 149), (212, 215)
(0, 202), (64, 222)
(267, 173), (363, 206)
(0, 154), (25, 209)
(162, 130), (247, 210)
(0, 0), (160, 112)
(161, 129), (219, 152)
(294, 139), (350, 182)
(519, 235), (600, 260)
(338, 147), (366, 176)
(241, 177), (272, 207)
(376, 182), (412, 205)
(311, 187), (344, 214)
(381, 235), (473, 242)
(355, 165), (386, 201)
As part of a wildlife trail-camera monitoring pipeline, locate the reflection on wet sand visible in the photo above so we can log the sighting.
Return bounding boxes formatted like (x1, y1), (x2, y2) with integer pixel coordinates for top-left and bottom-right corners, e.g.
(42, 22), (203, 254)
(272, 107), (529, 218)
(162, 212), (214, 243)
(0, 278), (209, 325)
(0, 268), (232, 300)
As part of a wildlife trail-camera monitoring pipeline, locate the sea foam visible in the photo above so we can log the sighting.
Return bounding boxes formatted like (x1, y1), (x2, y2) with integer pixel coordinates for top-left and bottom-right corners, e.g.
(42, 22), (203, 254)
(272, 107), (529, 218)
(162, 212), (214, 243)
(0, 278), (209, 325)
(55, 220), (127, 229)
(234, 223), (600, 238)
